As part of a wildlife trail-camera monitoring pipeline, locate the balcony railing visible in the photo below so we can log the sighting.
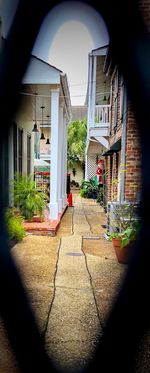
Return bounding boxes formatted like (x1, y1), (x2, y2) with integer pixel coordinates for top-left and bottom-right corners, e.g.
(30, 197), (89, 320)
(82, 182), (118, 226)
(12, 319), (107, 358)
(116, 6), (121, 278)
(94, 104), (110, 126)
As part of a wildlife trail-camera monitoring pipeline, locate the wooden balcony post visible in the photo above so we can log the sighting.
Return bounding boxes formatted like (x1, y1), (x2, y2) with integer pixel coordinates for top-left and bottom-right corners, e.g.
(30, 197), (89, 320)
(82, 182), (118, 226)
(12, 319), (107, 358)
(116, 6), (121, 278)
(49, 89), (59, 220)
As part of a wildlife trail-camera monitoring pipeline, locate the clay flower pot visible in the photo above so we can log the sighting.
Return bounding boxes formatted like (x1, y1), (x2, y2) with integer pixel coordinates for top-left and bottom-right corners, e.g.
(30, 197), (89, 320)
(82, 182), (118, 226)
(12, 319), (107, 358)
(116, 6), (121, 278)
(112, 237), (135, 264)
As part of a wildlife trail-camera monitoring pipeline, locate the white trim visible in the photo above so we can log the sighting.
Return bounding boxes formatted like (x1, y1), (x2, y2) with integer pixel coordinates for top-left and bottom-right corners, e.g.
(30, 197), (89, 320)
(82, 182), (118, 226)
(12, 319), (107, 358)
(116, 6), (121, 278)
(49, 89), (59, 220)
(58, 105), (63, 213)
(94, 136), (109, 149)
(91, 55), (97, 127)
(23, 56), (61, 84)
(90, 46), (108, 56)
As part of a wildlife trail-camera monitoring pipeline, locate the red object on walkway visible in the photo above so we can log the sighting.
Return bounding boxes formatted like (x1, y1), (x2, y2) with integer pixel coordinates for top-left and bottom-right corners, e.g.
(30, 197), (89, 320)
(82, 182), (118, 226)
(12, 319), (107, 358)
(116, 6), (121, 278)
(68, 193), (72, 207)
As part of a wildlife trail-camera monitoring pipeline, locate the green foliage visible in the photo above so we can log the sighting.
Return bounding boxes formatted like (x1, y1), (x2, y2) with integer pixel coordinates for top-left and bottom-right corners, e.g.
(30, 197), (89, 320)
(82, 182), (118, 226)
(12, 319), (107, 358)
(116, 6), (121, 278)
(10, 174), (47, 221)
(5, 208), (25, 241)
(80, 188), (87, 197)
(80, 178), (98, 198)
(107, 220), (140, 248)
(67, 118), (87, 168)
(120, 221), (141, 248)
(108, 202), (139, 232)
(97, 188), (103, 204)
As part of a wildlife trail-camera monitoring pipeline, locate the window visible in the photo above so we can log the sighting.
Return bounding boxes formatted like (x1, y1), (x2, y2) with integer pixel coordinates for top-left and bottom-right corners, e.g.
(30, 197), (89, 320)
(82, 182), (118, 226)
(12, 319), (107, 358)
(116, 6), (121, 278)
(27, 134), (31, 175)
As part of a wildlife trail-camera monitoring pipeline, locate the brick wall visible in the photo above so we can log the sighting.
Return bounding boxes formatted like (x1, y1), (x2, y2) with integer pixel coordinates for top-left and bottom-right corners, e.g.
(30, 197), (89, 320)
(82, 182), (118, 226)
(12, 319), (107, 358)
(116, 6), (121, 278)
(138, 0), (150, 32)
(125, 102), (142, 201)
(112, 152), (118, 201)
(104, 156), (112, 201)
(104, 0), (149, 206)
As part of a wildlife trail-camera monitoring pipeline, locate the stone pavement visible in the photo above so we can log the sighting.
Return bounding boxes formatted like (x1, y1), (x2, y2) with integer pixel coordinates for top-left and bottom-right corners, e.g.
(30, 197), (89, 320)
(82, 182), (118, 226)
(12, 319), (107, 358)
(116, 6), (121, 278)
(0, 192), (126, 372)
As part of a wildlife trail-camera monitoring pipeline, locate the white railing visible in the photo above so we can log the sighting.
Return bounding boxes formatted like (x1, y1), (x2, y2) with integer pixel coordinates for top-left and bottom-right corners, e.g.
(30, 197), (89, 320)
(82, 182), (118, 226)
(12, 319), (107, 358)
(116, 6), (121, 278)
(94, 105), (110, 126)
(40, 153), (51, 161)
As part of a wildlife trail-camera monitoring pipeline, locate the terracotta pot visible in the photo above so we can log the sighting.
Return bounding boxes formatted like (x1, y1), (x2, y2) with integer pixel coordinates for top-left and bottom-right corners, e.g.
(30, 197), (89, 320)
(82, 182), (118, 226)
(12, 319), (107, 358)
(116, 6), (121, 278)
(112, 237), (135, 264)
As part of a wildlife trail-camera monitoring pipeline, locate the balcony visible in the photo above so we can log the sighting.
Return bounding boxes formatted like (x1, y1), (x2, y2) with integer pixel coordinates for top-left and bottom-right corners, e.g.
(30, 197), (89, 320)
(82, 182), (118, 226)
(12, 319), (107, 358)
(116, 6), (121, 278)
(89, 105), (110, 139)
(94, 104), (110, 126)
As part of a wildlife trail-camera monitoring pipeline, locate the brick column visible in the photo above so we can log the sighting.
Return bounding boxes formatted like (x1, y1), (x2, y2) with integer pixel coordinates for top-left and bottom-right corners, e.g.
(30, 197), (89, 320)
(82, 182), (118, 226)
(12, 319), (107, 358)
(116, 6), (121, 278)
(125, 103), (141, 201)
(105, 156), (113, 202)
(112, 152), (118, 201)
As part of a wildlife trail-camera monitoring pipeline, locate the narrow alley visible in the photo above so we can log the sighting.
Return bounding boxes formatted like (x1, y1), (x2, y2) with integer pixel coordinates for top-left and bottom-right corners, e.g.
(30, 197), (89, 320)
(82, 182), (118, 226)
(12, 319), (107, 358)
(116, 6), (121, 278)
(0, 192), (126, 372)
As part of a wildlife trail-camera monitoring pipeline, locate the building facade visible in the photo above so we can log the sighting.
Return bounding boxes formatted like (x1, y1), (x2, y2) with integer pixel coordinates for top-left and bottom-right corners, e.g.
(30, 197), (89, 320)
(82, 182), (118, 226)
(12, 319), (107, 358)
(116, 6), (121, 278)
(85, 0), (150, 215)
(103, 63), (141, 207)
(85, 46), (111, 182)
(20, 55), (71, 220)
(0, 22), (71, 221)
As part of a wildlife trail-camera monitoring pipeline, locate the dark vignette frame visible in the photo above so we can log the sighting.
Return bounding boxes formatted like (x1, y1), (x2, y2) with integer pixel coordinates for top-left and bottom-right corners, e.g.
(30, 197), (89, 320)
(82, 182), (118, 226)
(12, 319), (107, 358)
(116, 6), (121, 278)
(0, 0), (149, 372)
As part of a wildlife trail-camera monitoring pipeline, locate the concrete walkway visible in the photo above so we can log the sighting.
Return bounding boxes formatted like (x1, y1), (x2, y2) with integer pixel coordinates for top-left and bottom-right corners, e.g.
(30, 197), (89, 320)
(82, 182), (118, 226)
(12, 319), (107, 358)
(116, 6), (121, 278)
(0, 192), (126, 372)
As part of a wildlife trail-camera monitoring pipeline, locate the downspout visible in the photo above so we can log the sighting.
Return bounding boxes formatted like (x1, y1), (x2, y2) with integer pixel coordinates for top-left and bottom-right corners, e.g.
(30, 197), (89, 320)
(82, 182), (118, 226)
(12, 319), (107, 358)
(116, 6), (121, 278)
(120, 90), (128, 202)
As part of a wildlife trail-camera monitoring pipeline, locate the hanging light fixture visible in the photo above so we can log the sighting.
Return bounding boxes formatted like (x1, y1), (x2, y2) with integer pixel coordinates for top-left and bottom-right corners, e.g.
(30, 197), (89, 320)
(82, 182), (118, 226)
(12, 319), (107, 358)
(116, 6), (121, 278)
(46, 115), (50, 144)
(40, 106), (45, 140)
(32, 93), (39, 132)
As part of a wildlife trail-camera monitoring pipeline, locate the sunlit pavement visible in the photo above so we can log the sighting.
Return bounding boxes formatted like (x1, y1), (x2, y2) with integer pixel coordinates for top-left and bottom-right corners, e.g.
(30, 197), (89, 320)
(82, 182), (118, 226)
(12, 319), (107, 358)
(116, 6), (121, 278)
(0, 191), (126, 372)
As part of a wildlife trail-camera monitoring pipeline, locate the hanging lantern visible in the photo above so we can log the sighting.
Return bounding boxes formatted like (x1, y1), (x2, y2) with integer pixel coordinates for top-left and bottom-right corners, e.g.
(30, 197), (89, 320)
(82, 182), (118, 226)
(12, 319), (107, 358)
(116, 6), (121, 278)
(40, 106), (45, 140)
(32, 93), (39, 132)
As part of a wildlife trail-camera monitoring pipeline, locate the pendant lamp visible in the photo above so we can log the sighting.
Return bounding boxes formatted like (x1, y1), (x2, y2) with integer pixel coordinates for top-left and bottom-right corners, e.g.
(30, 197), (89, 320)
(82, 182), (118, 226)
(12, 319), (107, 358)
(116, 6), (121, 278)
(40, 106), (45, 140)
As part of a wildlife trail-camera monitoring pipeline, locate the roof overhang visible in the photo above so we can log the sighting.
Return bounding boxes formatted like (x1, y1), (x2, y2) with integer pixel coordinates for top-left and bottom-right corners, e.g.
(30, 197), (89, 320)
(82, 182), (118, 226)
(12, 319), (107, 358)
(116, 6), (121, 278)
(85, 45), (109, 106)
(22, 55), (61, 85)
(90, 45), (108, 56)
(102, 139), (121, 156)
(103, 45), (116, 76)
(60, 73), (72, 123)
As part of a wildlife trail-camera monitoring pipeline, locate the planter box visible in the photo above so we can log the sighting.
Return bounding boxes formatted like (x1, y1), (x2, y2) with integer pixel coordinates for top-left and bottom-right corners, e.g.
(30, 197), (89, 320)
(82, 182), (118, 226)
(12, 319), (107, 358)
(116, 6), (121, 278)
(32, 216), (44, 223)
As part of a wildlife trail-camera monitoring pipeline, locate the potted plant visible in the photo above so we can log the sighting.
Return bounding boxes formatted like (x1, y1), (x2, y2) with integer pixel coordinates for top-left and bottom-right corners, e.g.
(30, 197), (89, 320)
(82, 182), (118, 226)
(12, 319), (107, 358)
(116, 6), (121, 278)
(108, 222), (140, 264)
(80, 178), (98, 199)
(107, 202), (140, 264)
(10, 174), (48, 222)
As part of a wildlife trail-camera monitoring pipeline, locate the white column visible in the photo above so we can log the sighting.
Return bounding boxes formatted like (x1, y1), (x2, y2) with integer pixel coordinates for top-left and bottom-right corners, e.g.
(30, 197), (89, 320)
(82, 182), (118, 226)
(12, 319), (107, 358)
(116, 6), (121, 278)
(22, 129), (27, 175)
(49, 89), (59, 220)
(30, 132), (34, 175)
(62, 116), (67, 208)
(91, 55), (97, 127)
(58, 104), (64, 213)
(87, 54), (92, 137)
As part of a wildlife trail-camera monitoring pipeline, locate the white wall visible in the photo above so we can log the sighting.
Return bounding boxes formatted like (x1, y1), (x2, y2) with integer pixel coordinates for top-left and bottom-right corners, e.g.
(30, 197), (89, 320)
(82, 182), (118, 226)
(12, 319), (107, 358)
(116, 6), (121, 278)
(68, 162), (84, 186)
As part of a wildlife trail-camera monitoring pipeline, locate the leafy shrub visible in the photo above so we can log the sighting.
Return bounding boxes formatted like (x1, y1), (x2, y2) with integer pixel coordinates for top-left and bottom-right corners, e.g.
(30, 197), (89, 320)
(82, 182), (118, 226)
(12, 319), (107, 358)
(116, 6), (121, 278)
(10, 174), (47, 221)
(80, 189), (87, 197)
(5, 208), (25, 241)
(80, 178), (98, 198)
(97, 188), (103, 204)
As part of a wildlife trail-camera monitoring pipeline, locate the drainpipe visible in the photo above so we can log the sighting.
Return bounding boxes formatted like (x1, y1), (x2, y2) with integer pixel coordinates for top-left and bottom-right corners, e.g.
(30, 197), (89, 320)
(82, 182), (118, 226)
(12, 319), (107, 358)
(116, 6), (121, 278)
(120, 90), (128, 203)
